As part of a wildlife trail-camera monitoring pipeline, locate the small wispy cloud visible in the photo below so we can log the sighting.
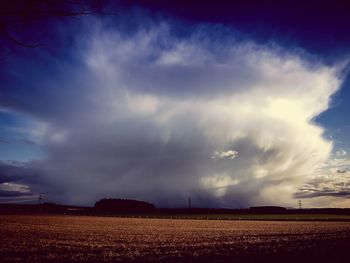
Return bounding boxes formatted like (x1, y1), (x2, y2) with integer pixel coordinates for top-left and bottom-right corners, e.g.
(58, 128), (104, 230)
(211, 150), (238, 161)
(0, 139), (10, 144)
(336, 149), (347, 156)
(0, 182), (30, 193)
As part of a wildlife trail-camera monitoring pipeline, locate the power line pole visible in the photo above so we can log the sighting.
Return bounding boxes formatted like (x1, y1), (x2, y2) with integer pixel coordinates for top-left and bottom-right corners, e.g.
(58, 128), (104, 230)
(298, 200), (302, 210)
(188, 196), (191, 209)
(38, 194), (43, 205)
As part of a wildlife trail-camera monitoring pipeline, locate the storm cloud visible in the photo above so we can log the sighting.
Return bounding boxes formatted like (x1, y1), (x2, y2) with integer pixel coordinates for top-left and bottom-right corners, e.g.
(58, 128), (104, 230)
(0, 19), (345, 207)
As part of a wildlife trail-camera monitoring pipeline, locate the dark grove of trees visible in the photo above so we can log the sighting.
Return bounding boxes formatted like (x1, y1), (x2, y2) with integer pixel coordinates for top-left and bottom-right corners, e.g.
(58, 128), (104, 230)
(94, 198), (156, 213)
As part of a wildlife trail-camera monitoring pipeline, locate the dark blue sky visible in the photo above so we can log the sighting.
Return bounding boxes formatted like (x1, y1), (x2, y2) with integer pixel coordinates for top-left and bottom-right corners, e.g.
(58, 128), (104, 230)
(1, 0), (350, 207)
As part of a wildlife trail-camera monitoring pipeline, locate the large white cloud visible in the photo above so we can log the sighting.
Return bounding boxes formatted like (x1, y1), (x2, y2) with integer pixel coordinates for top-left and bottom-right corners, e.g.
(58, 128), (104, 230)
(2, 21), (344, 207)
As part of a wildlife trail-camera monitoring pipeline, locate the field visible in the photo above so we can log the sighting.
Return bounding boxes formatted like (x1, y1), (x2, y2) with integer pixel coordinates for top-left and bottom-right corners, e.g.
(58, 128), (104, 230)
(109, 213), (350, 221)
(1, 215), (350, 262)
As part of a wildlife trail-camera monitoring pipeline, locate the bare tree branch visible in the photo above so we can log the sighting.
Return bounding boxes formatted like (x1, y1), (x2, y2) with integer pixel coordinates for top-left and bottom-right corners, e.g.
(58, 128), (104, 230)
(1, 30), (39, 48)
(0, 0), (108, 49)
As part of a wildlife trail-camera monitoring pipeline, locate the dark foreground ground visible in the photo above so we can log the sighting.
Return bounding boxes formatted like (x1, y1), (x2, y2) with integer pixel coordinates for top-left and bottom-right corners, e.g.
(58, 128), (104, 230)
(1, 215), (350, 263)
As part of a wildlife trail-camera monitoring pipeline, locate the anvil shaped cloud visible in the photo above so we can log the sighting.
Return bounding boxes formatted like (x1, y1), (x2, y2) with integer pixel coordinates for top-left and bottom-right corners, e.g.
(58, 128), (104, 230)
(1, 21), (343, 207)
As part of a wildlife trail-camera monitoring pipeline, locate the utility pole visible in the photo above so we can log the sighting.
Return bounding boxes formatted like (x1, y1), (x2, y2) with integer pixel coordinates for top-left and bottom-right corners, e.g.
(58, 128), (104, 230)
(298, 200), (302, 210)
(188, 196), (191, 209)
(38, 194), (43, 205)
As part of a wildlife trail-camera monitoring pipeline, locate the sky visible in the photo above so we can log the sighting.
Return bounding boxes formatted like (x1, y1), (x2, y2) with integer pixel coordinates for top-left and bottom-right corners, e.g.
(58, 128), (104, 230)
(1, 0), (350, 208)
